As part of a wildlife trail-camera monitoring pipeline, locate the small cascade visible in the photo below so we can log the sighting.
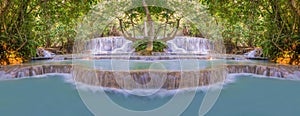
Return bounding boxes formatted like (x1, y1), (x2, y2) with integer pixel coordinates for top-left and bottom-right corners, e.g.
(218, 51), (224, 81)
(112, 41), (133, 53)
(167, 36), (213, 54)
(72, 66), (227, 90)
(287, 71), (300, 80)
(31, 70), (36, 76)
(84, 36), (213, 54)
(2, 63), (300, 90)
(17, 72), (25, 78)
(0, 71), (13, 79)
(36, 48), (55, 57)
(245, 50), (256, 57)
(244, 48), (263, 57)
(43, 50), (53, 57)
(166, 42), (186, 53)
(85, 36), (132, 54)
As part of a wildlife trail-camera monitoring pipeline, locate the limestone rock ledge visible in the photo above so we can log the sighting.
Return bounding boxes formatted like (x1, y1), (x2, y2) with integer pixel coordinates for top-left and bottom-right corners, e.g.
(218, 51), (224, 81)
(0, 64), (299, 89)
(0, 64), (72, 79)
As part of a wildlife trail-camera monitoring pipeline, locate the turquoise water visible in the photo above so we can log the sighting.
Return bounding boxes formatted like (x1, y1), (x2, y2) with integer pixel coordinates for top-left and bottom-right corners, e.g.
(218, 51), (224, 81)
(0, 74), (299, 116)
(0, 75), (92, 116)
(28, 58), (271, 71)
(73, 59), (267, 70)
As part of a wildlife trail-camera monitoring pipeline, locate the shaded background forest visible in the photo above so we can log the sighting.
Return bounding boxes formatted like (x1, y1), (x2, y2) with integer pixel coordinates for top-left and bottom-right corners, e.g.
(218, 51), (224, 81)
(0, 0), (299, 65)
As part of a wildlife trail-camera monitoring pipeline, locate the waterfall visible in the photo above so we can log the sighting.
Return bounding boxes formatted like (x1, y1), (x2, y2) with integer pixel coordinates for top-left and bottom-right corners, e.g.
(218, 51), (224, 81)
(43, 50), (53, 57)
(36, 48), (55, 57)
(244, 48), (263, 58)
(112, 41), (133, 53)
(72, 67), (227, 90)
(166, 42), (186, 53)
(85, 36), (132, 54)
(85, 36), (213, 54)
(167, 36), (213, 54)
(244, 50), (256, 57)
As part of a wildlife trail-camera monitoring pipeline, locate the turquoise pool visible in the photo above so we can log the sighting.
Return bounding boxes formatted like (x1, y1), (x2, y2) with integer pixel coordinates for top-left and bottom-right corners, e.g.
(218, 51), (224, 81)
(71, 59), (270, 71)
(0, 74), (299, 116)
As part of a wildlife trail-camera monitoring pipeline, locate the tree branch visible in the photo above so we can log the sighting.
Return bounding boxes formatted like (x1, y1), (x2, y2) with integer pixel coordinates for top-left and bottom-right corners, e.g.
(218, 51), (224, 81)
(271, 27), (285, 52)
(289, 0), (300, 17)
(8, 23), (27, 53)
(0, 0), (10, 16)
(118, 18), (137, 41)
(154, 24), (165, 40)
(160, 18), (181, 42)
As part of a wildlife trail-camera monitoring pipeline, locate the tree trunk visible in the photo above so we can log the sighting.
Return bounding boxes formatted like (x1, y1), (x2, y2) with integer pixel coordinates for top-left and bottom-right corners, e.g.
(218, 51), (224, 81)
(142, 0), (154, 54)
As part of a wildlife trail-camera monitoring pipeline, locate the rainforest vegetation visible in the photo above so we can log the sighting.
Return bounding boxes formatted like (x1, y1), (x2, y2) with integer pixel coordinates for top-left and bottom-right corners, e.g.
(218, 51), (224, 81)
(0, 0), (299, 65)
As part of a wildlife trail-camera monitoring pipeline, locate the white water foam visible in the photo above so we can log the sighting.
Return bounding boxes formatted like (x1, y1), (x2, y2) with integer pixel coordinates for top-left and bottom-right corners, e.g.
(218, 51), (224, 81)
(71, 76), (236, 97)
(2, 73), (299, 97)
(0, 72), (243, 97)
(73, 81), (200, 98)
(286, 71), (300, 80)
(0, 73), (72, 81)
(0, 71), (13, 80)
(228, 73), (300, 81)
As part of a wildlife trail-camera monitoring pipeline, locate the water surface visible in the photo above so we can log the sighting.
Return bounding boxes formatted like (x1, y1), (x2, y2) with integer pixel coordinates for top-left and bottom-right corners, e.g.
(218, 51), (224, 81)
(0, 74), (299, 116)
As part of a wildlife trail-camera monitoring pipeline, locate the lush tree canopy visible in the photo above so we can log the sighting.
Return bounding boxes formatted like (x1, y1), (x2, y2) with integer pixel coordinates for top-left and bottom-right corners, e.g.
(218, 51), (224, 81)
(1, 0), (299, 65)
(201, 0), (300, 65)
(0, 0), (101, 64)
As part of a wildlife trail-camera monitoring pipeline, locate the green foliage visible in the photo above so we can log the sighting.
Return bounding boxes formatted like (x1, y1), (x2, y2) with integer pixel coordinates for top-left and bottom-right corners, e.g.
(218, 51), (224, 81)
(0, 0), (101, 64)
(1, 0), (299, 65)
(118, 5), (179, 37)
(152, 40), (168, 52)
(0, 0), (39, 64)
(201, 0), (300, 64)
(187, 23), (204, 37)
(133, 39), (167, 52)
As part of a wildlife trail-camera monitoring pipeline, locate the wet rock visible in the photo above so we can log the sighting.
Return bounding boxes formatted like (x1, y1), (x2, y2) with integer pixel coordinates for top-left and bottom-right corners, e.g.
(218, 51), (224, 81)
(0, 71), (13, 79)
(1, 63), (299, 90)
(286, 71), (300, 80)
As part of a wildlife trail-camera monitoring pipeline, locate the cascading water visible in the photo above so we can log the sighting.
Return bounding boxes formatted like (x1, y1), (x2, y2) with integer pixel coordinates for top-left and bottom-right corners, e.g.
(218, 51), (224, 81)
(167, 36), (213, 54)
(112, 41), (133, 53)
(85, 36), (133, 54)
(72, 35), (225, 91)
(84, 36), (213, 54)
(36, 48), (55, 57)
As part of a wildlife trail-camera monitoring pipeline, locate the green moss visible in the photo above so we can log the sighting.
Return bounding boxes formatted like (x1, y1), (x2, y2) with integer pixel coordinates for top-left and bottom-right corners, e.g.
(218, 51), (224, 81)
(133, 39), (167, 52)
